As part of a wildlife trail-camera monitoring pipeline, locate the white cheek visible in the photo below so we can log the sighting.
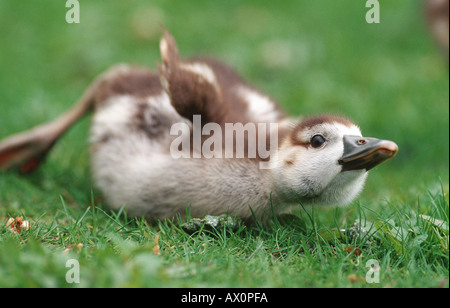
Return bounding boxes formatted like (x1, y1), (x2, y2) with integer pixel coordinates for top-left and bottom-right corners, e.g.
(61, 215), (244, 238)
(283, 144), (341, 197)
(302, 144), (342, 177)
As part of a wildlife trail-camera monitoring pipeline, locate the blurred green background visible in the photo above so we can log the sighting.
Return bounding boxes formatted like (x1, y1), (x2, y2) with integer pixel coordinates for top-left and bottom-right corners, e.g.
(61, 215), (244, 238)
(0, 0), (448, 210)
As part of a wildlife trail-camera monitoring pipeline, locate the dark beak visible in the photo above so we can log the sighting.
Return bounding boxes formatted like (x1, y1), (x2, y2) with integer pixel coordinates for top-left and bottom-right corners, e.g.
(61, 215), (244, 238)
(338, 135), (398, 171)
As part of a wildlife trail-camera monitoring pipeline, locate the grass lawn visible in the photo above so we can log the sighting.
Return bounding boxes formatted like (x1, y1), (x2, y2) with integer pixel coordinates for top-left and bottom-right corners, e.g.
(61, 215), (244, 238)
(0, 0), (448, 288)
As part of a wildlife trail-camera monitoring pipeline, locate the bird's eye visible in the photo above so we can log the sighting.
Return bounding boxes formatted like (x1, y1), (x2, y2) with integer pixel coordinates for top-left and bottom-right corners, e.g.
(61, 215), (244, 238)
(310, 135), (326, 148)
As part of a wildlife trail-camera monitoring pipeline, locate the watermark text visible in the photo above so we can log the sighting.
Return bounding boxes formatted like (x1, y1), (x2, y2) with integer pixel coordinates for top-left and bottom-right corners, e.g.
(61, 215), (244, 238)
(65, 259), (80, 284)
(65, 0), (80, 24)
(170, 115), (279, 169)
(366, 0), (380, 24)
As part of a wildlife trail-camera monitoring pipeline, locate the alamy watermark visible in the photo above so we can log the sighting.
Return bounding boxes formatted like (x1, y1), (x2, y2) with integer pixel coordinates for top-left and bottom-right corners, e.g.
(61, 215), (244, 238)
(65, 1), (380, 25)
(65, 259), (80, 284)
(65, 0), (80, 24)
(169, 115), (279, 170)
(365, 259), (381, 283)
(63, 257), (380, 285)
(366, 0), (380, 24)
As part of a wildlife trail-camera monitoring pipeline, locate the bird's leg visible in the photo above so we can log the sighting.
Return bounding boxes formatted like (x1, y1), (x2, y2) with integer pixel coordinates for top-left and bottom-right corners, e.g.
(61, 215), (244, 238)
(0, 79), (97, 173)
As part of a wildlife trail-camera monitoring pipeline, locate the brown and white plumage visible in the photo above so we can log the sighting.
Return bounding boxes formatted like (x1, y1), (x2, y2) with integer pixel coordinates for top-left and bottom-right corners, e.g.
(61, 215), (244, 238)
(0, 31), (398, 224)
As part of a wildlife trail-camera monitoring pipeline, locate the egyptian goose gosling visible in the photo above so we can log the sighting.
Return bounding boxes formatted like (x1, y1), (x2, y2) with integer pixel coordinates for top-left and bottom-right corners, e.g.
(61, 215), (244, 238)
(0, 31), (398, 224)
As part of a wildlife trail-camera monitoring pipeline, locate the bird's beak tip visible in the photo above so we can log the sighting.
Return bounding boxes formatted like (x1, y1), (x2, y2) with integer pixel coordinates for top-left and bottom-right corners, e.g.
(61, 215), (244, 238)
(339, 135), (398, 171)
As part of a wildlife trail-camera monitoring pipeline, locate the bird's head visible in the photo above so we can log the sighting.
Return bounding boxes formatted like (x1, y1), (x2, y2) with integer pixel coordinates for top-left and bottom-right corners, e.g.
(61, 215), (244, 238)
(273, 115), (398, 206)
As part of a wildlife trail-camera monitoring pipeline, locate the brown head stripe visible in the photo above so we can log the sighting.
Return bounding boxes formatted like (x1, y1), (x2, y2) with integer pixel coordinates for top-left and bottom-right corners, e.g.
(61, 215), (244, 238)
(291, 115), (355, 147)
(297, 115), (354, 130)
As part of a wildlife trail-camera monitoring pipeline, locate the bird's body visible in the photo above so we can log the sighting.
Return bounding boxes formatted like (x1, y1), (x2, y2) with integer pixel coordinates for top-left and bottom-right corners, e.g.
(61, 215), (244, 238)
(88, 66), (269, 221)
(88, 63), (288, 222)
(0, 31), (398, 224)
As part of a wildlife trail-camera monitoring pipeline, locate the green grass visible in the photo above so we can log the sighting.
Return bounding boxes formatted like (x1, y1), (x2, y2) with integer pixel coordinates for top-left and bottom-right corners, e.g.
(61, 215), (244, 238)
(0, 188), (448, 288)
(0, 0), (448, 288)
